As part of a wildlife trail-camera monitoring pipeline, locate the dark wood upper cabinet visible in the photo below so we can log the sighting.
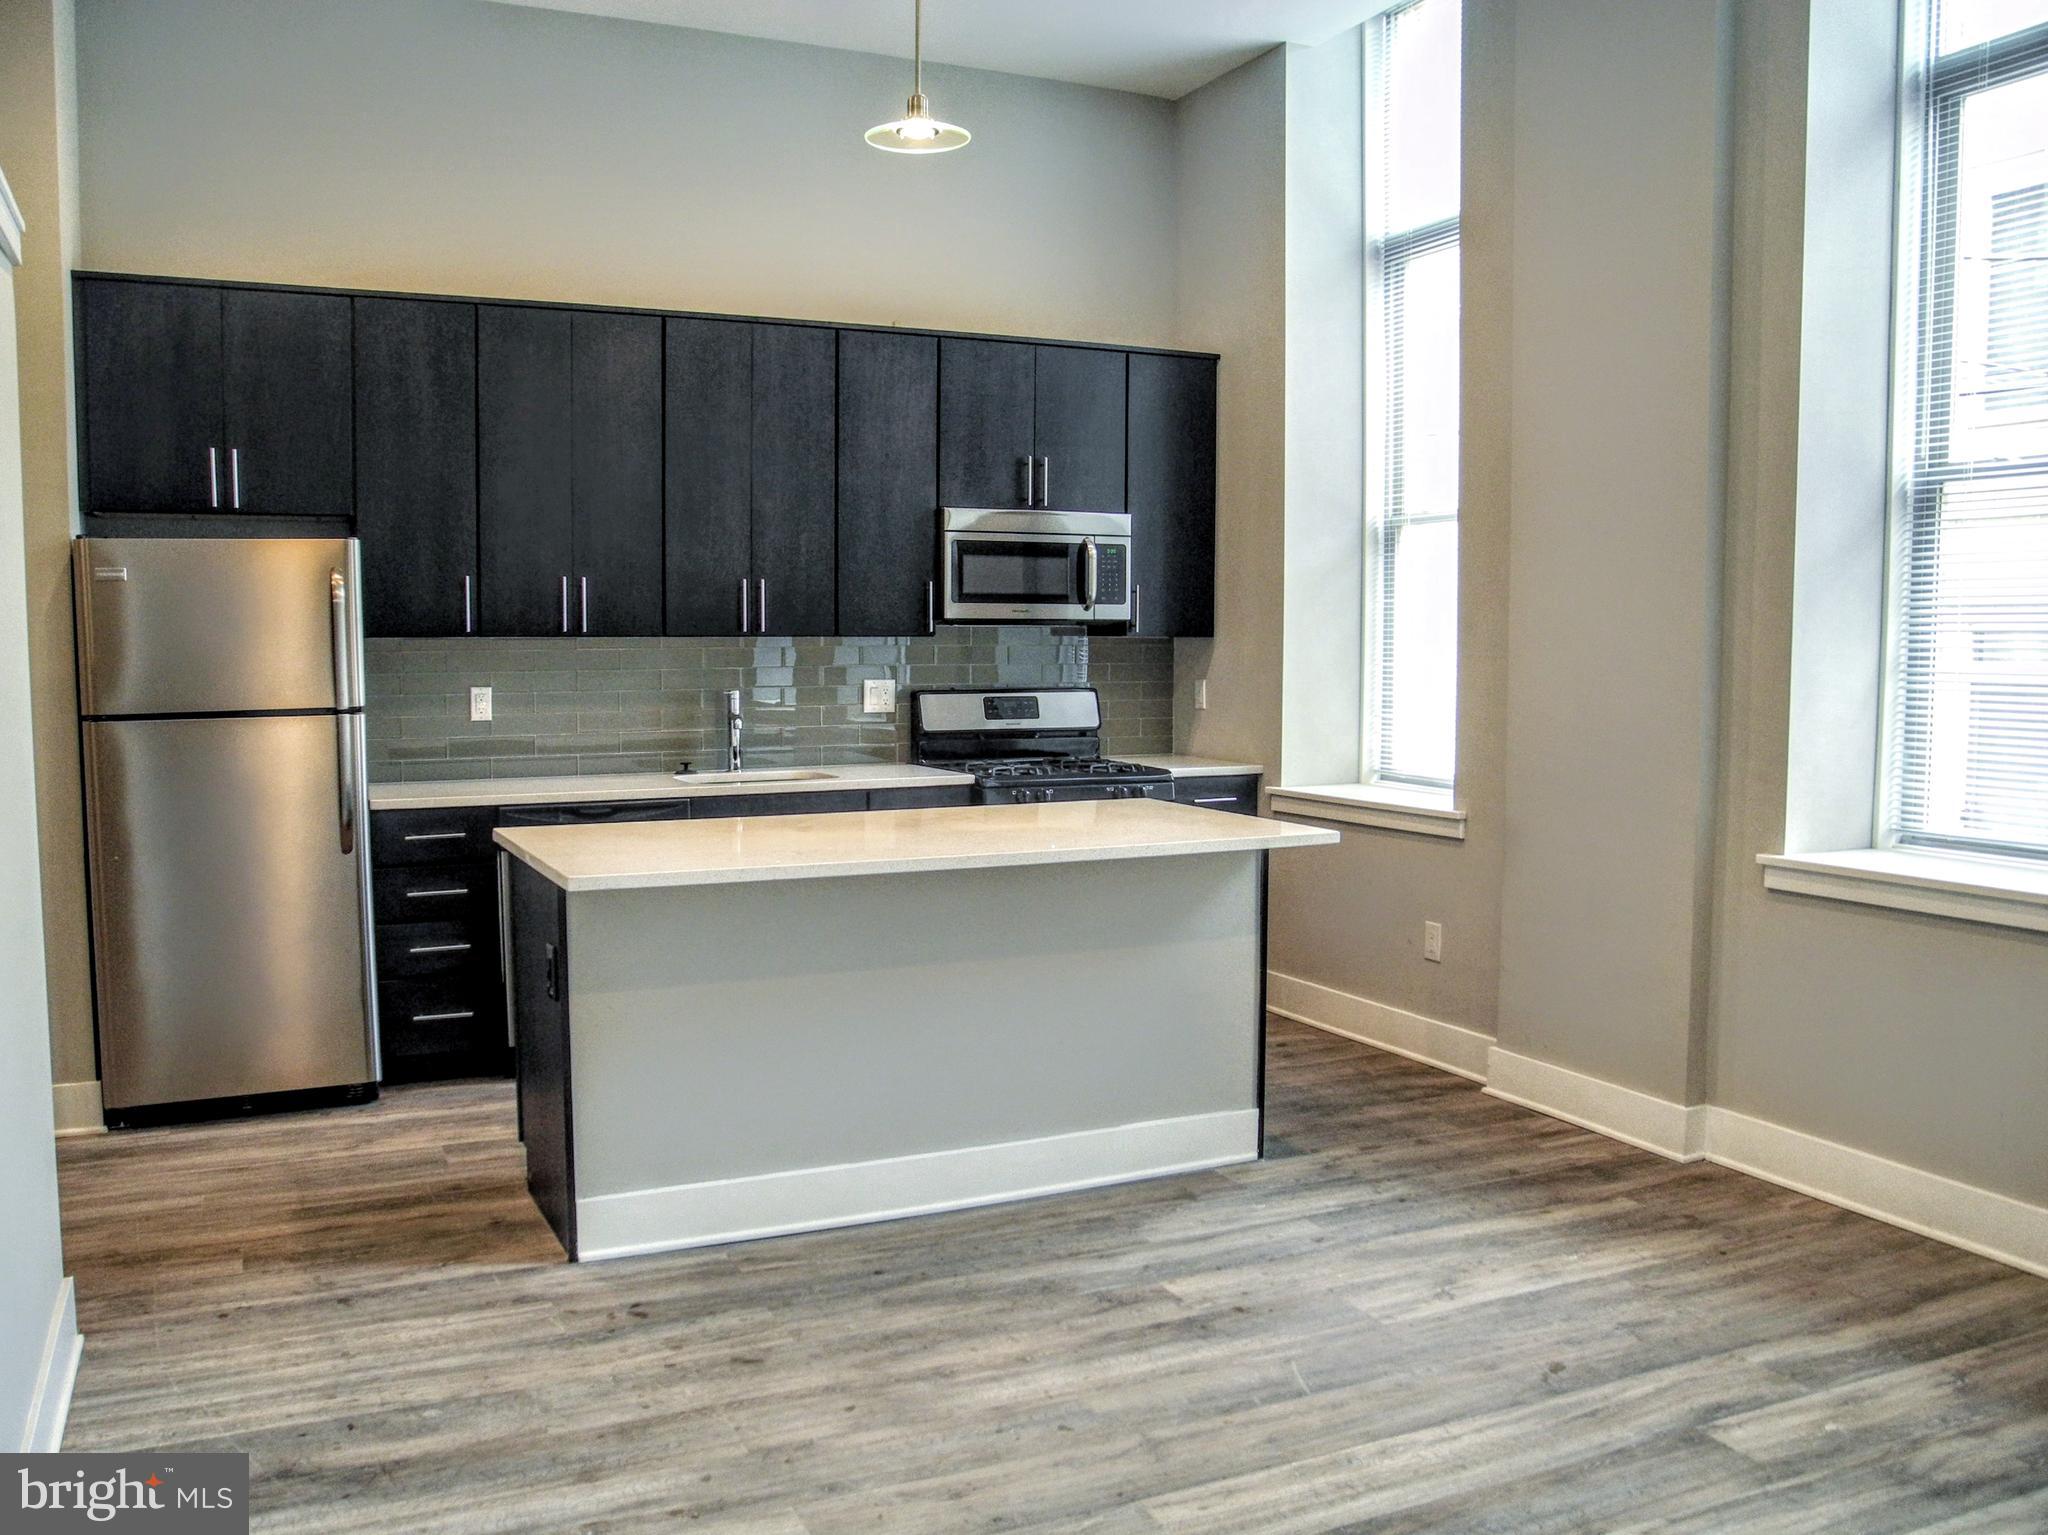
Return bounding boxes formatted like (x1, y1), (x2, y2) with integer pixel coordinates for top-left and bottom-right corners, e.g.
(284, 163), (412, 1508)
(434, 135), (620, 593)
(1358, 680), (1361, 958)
(1126, 353), (1217, 637)
(220, 289), (353, 519)
(938, 337), (1035, 510)
(570, 311), (663, 637)
(837, 331), (938, 637)
(354, 298), (477, 638)
(751, 324), (837, 637)
(1033, 346), (1127, 513)
(78, 279), (224, 515)
(665, 317), (753, 636)
(477, 306), (575, 637)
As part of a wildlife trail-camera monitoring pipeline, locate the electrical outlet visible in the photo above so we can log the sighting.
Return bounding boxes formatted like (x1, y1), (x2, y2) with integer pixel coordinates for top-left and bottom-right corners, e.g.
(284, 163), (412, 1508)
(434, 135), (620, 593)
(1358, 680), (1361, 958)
(1196, 679), (1210, 710)
(1423, 921), (1443, 963)
(861, 678), (897, 715)
(470, 686), (493, 723)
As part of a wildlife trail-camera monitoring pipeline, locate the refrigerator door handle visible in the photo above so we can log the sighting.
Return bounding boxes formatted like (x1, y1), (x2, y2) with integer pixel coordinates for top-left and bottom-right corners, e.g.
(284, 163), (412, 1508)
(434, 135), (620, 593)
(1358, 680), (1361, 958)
(335, 711), (357, 856)
(328, 568), (357, 855)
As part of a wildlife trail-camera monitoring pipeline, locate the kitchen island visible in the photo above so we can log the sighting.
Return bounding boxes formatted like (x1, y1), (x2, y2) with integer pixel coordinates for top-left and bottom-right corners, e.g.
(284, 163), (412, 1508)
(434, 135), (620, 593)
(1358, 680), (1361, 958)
(494, 798), (1336, 1261)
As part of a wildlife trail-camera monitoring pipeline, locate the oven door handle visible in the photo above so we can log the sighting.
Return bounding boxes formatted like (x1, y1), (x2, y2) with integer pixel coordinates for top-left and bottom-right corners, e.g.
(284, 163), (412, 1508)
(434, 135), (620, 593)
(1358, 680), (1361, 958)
(1081, 536), (1099, 612)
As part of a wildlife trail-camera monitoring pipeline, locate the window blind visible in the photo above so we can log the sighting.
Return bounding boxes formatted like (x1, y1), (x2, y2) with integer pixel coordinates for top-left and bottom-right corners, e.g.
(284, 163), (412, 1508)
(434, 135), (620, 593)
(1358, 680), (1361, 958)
(1888, 3), (2048, 859)
(1366, 0), (1462, 789)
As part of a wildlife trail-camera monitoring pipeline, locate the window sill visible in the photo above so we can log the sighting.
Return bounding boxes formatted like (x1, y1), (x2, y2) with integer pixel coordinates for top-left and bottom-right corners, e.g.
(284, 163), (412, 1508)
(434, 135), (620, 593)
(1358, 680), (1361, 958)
(1757, 848), (2048, 935)
(1266, 783), (1467, 840)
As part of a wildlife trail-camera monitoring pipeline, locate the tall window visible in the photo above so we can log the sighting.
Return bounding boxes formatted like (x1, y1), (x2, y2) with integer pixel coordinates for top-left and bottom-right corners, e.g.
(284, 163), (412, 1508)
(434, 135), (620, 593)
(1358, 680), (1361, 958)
(1365, 0), (1461, 789)
(1887, 0), (2048, 859)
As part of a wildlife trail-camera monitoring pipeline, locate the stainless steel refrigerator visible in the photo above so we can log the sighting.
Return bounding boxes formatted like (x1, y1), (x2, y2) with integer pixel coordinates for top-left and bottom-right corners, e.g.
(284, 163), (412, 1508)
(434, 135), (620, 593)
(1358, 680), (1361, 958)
(75, 537), (378, 1120)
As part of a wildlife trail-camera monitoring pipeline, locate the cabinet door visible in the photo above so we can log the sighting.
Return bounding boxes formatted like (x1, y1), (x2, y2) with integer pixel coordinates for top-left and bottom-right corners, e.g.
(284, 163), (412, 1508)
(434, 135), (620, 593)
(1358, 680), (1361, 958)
(355, 298), (477, 637)
(837, 330), (937, 637)
(1034, 346), (1127, 513)
(1127, 354), (1217, 637)
(751, 324), (837, 636)
(77, 279), (224, 514)
(938, 336), (1035, 509)
(571, 311), (664, 637)
(478, 306), (574, 636)
(665, 318), (753, 636)
(220, 288), (353, 519)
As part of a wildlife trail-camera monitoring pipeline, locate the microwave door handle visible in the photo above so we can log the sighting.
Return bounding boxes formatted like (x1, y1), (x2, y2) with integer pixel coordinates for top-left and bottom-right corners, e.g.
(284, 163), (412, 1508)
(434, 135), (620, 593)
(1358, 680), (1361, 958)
(1082, 536), (1098, 612)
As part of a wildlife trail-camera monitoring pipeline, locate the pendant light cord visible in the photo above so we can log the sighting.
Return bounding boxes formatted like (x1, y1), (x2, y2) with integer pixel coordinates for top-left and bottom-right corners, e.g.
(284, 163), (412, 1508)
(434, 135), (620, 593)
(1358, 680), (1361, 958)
(914, 0), (924, 98)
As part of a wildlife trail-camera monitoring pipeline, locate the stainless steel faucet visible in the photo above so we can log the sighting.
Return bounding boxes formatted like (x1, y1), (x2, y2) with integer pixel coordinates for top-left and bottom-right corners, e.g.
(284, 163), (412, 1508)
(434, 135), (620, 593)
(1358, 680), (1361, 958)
(725, 689), (744, 772)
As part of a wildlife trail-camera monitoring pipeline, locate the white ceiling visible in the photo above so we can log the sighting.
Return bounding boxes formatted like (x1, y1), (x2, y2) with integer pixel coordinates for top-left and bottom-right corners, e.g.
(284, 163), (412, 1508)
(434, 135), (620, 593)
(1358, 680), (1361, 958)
(488, 0), (1384, 100)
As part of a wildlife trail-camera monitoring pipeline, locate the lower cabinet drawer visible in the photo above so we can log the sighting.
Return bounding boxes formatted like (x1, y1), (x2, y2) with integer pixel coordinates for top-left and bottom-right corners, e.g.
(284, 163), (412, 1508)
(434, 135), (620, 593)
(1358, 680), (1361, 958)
(371, 806), (499, 866)
(378, 974), (507, 1080)
(376, 920), (494, 982)
(372, 861), (496, 924)
(1173, 775), (1263, 817)
(867, 785), (975, 812)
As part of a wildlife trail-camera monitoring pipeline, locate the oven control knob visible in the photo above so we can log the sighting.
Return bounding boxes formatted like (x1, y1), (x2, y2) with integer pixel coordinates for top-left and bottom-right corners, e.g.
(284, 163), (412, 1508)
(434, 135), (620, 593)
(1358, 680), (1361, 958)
(1038, 789), (1054, 803)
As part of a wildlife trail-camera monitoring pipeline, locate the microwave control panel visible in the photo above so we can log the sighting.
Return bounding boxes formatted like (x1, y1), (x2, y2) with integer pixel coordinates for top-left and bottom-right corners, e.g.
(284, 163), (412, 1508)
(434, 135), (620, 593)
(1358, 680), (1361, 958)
(1094, 545), (1129, 606)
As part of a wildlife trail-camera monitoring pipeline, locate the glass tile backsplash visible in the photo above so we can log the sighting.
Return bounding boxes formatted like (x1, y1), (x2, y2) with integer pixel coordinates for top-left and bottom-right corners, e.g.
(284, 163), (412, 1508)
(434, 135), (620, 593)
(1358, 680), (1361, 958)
(365, 628), (1174, 781)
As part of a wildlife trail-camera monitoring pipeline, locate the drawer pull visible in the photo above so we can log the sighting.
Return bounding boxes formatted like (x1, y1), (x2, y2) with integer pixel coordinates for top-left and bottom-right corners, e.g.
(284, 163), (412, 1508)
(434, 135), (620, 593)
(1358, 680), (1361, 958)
(1190, 797), (1238, 805)
(407, 942), (473, 956)
(405, 886), (469, 899)
(409, 1010), (477, 1023)
(402, 831), (469, 843)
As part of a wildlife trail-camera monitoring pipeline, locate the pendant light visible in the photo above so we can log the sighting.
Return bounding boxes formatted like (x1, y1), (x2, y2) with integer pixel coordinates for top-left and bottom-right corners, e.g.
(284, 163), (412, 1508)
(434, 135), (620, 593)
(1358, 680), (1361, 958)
(866, 0), (970, 154)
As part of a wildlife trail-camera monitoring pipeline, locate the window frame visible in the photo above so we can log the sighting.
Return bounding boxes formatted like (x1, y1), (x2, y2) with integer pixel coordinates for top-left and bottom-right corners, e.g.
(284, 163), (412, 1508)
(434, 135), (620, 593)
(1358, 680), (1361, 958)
(1362, 0), (1462, 795)
(1880, 10), (2048, 864)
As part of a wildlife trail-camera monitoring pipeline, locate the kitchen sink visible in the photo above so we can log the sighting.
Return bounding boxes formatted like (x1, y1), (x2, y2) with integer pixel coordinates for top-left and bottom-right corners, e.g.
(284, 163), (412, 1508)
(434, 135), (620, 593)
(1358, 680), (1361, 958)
(674, 769), (837, 785)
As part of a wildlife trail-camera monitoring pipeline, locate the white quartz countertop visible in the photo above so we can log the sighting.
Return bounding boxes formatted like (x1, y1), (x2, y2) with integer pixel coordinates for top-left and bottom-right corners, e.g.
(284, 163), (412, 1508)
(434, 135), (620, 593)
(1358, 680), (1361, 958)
(1121, 755), (1265, 779)
(495, 798), (1336, 892)
(367, 762), (972, 811)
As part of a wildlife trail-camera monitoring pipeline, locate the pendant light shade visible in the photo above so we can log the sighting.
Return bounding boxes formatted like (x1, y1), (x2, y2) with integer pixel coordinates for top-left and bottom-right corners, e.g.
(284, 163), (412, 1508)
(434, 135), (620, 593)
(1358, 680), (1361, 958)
(867, 0), (969, 154)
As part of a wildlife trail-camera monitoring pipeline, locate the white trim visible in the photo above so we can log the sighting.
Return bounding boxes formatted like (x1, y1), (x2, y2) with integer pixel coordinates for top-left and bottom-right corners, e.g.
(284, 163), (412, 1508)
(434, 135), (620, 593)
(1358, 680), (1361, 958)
(20, 1279), (80, 1453)
(52, 1080), (104, 1137)
(0, 166), (23, 270)
(1267, 980), (2048, 1279)
(1759, 848), (2048, 934)
(1483, 1048), (1708, 1162)
(1267, 783), (1467, 840)
(575, 1109), (1260, 1262)
(1706, 1109), (2048, 1279)
(1266, 970), (1491, 1080)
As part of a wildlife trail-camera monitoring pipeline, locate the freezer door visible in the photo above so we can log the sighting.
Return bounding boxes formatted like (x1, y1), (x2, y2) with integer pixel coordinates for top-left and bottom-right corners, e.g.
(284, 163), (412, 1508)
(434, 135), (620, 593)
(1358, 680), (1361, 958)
(75, 537), (363, 717)
(84, 714), (376, 1110)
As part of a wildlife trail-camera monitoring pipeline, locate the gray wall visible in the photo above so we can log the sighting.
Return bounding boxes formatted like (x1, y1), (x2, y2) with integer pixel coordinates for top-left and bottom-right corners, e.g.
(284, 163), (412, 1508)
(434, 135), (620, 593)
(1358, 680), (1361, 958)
(1493, 0), (1733, 1102)
(0, 207), (71, 1452)
(71, 0), (1178, 347)
(369, 631), (1171, 780)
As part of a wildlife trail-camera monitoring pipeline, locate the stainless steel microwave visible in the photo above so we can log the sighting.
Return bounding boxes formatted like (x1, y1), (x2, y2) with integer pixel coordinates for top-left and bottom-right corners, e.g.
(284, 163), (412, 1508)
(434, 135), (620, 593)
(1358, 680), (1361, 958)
(939, 509), (1133, 624)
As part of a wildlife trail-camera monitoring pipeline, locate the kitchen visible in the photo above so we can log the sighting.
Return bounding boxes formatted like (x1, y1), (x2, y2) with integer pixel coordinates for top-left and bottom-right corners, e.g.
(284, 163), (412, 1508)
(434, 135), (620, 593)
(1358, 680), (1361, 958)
(4, 0), (2048, 1529)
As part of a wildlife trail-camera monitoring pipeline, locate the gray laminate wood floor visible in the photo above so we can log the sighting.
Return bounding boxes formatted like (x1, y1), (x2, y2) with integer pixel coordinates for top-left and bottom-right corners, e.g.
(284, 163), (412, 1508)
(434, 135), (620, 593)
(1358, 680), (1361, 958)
(56, 1021), (2048, 1534)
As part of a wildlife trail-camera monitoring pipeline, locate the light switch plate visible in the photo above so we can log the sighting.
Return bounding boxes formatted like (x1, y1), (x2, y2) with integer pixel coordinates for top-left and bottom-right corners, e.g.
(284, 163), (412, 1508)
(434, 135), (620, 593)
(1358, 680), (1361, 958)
(861, 678), (897, 715)
(470, 686), (493, 723)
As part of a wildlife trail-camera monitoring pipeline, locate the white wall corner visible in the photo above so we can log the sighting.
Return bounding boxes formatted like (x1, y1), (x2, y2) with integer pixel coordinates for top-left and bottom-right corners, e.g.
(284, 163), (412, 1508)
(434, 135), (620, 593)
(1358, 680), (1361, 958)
(1267, 971), (1493, 1081)
(21, 1278), (80, 1453)
(0, 166), (24, 270)
(52, 1080), (103, 1137)
(1482, 1047), (1708, 1162)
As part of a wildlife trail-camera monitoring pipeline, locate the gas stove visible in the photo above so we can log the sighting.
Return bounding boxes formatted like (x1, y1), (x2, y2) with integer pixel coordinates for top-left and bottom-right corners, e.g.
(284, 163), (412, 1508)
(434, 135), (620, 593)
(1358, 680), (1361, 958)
(911, 688), (1175, 805)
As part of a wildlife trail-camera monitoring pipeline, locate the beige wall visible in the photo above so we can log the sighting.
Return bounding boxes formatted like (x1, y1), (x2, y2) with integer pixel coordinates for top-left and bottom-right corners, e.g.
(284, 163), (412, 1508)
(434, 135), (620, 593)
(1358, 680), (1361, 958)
(0, 174), (73, 1452)
(72, 0), (1177, 346)
(0, 0), (90, 1093)
(1170, 49), (1289, 771)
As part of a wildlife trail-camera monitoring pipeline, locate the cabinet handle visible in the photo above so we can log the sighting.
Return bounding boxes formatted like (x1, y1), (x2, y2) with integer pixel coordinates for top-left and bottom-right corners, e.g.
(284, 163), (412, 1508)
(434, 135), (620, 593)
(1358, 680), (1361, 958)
(405, 886), (469, 899)
(407, 942), (473, 956)
(560, 575), (570, 634)
(462, 574), (474, 634)
(410, 1010), (477, 1024)
(207, 447), (220, 508)
(739, 578), (750, 632)
(1022, 455), (1035, 507)
(1040, 456), (1050, 507)
(402, 830), (468, 843)
(757, 577), (768, 634)
(580, 575), (590, 634)
(230, 447), (242, 509)
(926, 579), (935, 635)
